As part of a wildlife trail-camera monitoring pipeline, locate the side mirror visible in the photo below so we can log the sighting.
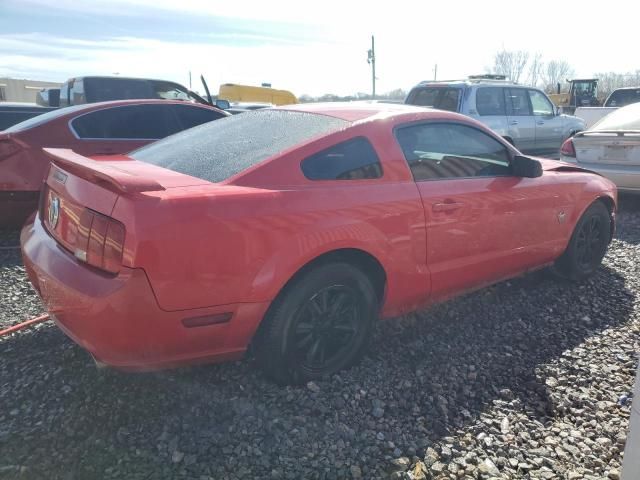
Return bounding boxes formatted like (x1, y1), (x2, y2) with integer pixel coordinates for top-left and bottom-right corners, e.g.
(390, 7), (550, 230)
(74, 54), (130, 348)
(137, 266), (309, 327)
(555, 106), (562, 116)
(512, 155), (543, 178)
(215, 99), (230, 110)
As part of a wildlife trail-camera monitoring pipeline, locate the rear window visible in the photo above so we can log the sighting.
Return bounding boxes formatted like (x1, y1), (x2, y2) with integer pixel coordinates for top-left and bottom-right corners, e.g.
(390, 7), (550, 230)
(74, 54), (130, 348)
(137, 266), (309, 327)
(3, 105), (87, 133)
(130, 110), (348, 183)
(604, 89), (640, 108)
(406, 87), (461, 112)
(85, 78), (154, 102)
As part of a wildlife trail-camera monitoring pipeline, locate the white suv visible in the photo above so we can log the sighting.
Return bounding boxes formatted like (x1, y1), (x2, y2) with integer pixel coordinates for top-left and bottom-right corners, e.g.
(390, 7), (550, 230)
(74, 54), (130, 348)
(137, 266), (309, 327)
(405, 77), (586, 157)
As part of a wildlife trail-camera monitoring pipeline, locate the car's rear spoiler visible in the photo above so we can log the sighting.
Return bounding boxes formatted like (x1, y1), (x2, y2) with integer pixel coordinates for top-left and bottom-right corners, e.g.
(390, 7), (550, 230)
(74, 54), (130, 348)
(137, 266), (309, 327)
(43, 148), (165, 194)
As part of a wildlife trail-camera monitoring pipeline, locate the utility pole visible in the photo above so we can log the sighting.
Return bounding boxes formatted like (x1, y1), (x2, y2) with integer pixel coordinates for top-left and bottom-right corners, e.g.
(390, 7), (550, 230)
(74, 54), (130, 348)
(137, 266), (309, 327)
(434, 64), (438, 81)
(189, 71), (192, 90)
(367, 35), (376, 99)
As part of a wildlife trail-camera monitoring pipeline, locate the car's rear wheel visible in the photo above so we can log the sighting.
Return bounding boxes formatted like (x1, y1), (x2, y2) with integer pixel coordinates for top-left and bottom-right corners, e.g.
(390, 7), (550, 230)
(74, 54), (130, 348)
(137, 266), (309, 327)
(255, 263), (378, 384)
(553, 201), (611, 280)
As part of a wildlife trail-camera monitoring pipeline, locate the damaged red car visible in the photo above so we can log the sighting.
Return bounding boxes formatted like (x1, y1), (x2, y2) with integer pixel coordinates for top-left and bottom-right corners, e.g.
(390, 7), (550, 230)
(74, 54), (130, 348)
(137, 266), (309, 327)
(1, 99), (227, 227)
(21, 103), (617, 383)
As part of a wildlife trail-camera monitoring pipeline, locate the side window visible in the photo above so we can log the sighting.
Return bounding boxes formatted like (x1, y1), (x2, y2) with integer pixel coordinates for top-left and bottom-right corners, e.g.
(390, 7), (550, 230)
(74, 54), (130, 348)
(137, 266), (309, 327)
(505, 88), (532, 116)
(71, 105), (175, 139)
(476, 87), (506, 116)
(395, 123), (511, 181)
(301, 137), (383, 180)
(171, 105), (226, 133)
(59, 83), (69, 107)
(71, 79), (86, 105)
(528, 90), (554, 116)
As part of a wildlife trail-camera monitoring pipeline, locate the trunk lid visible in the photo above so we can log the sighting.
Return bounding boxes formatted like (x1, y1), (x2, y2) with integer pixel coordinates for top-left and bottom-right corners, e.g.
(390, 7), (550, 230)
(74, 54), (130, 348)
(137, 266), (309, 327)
(41, 149), (212, 269)
(573, 131), (640, 166)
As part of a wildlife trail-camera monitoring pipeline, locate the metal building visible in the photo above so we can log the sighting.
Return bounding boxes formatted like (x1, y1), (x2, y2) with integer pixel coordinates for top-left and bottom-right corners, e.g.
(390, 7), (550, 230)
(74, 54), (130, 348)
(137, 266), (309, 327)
(0, 78), (61, 104)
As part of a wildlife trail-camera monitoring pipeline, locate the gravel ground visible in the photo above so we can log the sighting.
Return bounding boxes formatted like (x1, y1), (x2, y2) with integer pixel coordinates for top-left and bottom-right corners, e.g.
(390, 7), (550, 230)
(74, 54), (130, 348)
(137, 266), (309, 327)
(1, 197), (639, 480)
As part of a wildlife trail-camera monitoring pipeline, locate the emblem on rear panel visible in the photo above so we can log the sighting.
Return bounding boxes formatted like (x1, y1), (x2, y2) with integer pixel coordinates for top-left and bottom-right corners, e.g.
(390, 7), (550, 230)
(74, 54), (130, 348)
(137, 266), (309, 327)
(49, 197), (60, 228)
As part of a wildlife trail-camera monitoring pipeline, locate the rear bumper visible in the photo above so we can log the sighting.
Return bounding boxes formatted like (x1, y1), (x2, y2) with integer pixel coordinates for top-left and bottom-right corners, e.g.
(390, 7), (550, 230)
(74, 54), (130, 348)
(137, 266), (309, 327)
(21, 216), (270, 371)
(560, 159), (640, 194)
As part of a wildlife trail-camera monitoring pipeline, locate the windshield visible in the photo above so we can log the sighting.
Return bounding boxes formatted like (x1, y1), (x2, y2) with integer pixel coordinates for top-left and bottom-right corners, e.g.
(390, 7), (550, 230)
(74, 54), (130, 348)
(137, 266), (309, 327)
(3, 104), (88, 132)
(406, 86), (462, 112)
(591, 102), (640, 131)
(131, 109), (348, 182)
(605, 89), (640, 108)
(149, 80), (194, 101)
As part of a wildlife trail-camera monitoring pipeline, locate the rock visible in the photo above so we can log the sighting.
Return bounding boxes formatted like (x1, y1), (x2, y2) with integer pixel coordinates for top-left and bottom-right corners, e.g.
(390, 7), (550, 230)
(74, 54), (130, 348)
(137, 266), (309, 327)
(424, 447), (439, 467)
(430, 461), (446, 474)
(500, 417), (510, 434)
(349, 465), (362, 478)
(372, 407), (385, 418)
(306, 381), (320, 393)
(477, 459), (500, 476)
(388, 457), (410, 473)
(608, 469), (620, 480)
(171, 451), (184, 463)
(412, 461), (427, 480)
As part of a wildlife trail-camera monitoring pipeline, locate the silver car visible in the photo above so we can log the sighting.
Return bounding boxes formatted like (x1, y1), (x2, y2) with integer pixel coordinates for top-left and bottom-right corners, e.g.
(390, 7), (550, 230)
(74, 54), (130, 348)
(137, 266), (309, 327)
(405, 78), (586, 157)
(560, 102), (640, 194)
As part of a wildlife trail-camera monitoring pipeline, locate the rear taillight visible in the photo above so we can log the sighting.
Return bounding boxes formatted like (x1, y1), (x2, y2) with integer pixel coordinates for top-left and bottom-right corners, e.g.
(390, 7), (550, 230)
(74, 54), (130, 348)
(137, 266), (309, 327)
(74, 209), (125, 274)
(560, 138), (576, 158)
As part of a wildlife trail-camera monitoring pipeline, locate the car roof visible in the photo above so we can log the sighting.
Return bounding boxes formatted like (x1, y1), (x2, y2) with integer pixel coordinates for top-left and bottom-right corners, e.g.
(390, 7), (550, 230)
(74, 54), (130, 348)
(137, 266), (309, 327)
(277, 102), (431, 122)
(412, 80), (519, 88)
(66, 76), (185, 85)
(610, 86), (640, 92)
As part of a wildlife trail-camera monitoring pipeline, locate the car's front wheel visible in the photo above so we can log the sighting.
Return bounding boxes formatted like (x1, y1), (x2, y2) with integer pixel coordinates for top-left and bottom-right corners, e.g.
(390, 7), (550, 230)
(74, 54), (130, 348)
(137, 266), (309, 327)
(255, 262), (378, 384)
(553, 201), (611, 280)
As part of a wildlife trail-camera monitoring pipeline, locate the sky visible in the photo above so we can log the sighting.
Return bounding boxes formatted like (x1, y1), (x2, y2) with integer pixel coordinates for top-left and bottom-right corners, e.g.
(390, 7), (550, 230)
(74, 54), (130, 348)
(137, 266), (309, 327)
(1, 0), (638, 97)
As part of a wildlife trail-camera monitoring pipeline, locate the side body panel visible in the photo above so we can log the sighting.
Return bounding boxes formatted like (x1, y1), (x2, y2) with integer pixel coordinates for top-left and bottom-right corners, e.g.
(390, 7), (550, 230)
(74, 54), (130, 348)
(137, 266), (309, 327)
(112, 121), (431, 318)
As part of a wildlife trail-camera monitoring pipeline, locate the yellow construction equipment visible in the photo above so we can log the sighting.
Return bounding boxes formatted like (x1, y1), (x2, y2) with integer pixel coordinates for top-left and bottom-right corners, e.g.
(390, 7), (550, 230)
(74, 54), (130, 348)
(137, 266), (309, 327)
(218, 83), (297, 106)
(548, 79), (600, 115)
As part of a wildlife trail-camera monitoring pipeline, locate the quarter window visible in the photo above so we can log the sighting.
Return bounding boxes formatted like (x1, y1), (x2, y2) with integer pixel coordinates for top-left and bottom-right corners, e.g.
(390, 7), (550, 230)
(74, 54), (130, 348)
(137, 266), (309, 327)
(505, 89), (532, 116)
(395, 123), (511, 181)
(528, 90), (554, 116)
(476, 87), (506, 116)
(71, 104), (176, 139)
(301, 137), (383, 180)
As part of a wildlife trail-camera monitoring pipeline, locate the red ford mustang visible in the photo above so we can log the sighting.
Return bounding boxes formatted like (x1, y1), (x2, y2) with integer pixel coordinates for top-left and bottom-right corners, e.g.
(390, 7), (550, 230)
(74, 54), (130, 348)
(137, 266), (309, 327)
(21, 103), (617, 383)
(1, 99), (228, 227)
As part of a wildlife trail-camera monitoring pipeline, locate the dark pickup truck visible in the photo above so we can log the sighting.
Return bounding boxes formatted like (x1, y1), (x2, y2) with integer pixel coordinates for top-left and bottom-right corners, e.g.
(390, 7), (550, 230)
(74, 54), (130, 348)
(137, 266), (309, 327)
(1, 76), (230, 130)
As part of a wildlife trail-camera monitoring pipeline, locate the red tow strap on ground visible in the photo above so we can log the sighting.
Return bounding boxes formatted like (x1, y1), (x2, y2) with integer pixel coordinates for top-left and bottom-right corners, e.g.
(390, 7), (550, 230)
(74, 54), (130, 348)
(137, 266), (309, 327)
(0, 314), (50, 337)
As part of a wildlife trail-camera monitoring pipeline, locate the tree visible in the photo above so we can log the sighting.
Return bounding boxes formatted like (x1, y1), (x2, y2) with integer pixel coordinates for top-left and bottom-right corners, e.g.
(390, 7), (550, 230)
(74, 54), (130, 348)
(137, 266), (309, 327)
(492, 49), (529, 83)
(526, 53), (544, 87)
(543, 60), (575, 93)
(594, 70), (640, 100)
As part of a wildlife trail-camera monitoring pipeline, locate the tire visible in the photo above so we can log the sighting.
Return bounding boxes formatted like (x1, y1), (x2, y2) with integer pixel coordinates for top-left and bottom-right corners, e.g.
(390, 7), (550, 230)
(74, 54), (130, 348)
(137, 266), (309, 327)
(255, 262), (378, 384)
(553, 201), (611, 281)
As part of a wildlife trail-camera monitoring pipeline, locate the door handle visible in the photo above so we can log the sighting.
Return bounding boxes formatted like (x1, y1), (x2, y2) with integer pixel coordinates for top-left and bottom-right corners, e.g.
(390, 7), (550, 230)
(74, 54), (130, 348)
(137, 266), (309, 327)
(509, 120), (518, 125)
(536, 120), (545, 125)
(432, 202), (463, 212)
